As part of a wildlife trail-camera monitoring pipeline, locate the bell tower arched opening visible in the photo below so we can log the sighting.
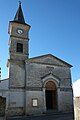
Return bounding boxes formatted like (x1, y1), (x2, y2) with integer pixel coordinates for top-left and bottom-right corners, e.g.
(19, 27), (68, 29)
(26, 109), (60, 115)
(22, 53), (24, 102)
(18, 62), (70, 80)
(45, 81), (57, 110)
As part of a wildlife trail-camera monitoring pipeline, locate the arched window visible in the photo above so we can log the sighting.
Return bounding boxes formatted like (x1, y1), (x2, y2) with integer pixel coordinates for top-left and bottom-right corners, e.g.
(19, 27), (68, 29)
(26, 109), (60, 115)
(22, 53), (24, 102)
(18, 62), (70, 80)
(17, 43), (23, 53)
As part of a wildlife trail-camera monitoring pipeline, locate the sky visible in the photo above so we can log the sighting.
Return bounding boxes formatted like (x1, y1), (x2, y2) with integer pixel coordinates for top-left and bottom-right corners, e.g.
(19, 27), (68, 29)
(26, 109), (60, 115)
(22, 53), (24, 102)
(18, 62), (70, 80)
(0, 0), (80, 83)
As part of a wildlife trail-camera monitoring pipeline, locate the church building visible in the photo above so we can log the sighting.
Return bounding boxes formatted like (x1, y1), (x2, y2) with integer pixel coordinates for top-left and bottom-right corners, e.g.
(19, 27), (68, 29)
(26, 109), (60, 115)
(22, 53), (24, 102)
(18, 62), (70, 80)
(0, 3), (73, 116)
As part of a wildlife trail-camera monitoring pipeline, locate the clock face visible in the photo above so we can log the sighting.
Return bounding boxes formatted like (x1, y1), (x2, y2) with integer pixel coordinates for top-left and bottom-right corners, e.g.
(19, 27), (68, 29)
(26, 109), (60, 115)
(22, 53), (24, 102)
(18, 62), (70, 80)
(17, 29), (23, 34)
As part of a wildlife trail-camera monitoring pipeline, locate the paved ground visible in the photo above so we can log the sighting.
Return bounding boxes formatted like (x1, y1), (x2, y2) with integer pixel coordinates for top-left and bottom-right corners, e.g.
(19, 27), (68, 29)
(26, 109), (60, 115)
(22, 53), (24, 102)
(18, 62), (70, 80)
(6, 112), (74, 120)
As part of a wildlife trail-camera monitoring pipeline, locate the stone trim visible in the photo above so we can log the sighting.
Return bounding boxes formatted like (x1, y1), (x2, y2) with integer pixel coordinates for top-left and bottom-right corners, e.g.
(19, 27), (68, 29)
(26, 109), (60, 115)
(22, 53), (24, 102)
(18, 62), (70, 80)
(10, 35), (29, 40)
(9, 87), (25, 90)
(25, 61), (67, 67)
(60, 87), (72, 92)
(0, 90), (9, 92)
(9, 89), (24, 92)
(41, 73), (60, 81)
(25, 54), (72, 67)
(9, 87), (43, 91)
(42, 74), (60, 88)
(8, 59), (25, 65)
(26, 87), (42, 91)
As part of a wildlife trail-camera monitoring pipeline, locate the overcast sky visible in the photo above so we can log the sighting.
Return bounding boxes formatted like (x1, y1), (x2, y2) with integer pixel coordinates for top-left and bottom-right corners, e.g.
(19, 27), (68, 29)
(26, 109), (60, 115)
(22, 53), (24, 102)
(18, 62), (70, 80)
(0, 0), (80, 83)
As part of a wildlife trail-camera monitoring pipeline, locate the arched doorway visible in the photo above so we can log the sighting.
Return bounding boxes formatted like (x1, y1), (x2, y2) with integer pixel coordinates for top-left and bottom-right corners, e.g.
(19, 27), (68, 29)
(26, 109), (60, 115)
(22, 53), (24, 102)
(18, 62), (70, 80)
(45, 81), (57, 110)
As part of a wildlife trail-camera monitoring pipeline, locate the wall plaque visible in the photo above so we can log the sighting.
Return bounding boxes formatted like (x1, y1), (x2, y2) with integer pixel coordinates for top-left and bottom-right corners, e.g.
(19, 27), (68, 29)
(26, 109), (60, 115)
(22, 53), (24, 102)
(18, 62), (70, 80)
(32, 99), (38, 107)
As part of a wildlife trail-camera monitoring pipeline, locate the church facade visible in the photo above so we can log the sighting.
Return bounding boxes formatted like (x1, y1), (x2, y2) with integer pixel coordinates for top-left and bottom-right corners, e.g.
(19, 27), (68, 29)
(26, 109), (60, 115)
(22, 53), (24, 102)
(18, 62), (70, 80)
(0, 3), (73, 116)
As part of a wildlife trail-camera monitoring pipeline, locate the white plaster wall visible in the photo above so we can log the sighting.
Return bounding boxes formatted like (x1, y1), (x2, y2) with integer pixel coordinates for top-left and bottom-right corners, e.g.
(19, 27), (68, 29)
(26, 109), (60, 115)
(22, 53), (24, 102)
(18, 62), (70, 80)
(74, 97), (80, 120)
(73, 79), (80, 97)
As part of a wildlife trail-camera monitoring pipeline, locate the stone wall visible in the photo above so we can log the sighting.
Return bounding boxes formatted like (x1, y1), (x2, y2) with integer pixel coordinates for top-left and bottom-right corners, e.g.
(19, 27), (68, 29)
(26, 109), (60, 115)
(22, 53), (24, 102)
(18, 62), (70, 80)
(9, 61), (25, 88)
(7, 89), (25, 116)
(25, 60), (73, 113)
(26, 91), (45, 115)
(74, 97), (80, 120)
(26, 62), (72, 88)
(9, 37), (28, 60)
(59, 91), (73, 111)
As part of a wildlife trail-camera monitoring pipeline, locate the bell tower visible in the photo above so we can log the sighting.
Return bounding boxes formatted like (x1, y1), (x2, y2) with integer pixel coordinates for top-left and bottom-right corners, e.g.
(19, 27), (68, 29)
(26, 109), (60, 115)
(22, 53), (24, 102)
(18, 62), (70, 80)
(8, 2), (30, 60)
(7, 2), (30, 88)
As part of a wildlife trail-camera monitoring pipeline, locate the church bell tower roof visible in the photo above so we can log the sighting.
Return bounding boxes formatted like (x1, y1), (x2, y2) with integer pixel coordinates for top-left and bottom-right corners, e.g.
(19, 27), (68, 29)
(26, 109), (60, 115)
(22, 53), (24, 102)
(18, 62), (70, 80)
(14, 1), (25, 24)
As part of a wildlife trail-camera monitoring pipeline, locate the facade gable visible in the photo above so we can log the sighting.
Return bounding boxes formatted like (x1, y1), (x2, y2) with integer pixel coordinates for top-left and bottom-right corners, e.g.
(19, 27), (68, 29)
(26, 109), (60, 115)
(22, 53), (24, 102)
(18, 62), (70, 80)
(27, 54), (72, 67)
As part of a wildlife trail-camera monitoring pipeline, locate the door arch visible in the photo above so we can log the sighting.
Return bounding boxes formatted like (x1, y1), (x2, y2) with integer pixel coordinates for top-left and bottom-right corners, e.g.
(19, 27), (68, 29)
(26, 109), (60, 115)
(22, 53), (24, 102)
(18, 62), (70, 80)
(45, 81), (57, 110)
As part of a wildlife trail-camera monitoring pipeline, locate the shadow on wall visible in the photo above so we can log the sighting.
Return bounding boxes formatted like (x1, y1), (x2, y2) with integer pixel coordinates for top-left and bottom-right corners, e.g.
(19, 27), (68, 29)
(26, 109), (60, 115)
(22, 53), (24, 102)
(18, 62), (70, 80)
(0, 96), (6, 119)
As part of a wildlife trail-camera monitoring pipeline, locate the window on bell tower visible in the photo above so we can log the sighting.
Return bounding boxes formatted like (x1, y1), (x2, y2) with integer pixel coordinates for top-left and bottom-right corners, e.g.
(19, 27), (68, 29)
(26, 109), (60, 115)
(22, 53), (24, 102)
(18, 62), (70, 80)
(17, 43), (23, 53)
